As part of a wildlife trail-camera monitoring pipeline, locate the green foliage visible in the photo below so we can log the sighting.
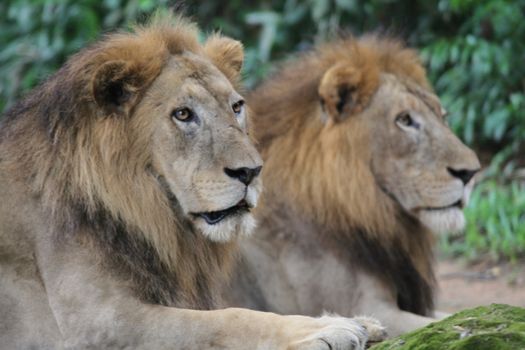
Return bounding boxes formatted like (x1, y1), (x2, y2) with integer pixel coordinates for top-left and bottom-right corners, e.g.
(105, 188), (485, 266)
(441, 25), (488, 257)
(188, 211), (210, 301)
(419, 0), (525, 155)
(1, 0), (525, 260)
(0, 0), (169, 111)
(371, 304), (525, 350)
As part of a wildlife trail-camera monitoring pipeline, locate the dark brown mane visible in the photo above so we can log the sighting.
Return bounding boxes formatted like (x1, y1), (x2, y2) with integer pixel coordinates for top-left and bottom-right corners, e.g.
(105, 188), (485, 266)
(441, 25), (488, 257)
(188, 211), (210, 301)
(249, 35), (435, 315)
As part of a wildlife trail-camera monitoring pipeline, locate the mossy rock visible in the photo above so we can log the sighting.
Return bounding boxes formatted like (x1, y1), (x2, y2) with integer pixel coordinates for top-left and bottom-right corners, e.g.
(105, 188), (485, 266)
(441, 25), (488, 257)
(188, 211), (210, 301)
(370, 304), (525, 350)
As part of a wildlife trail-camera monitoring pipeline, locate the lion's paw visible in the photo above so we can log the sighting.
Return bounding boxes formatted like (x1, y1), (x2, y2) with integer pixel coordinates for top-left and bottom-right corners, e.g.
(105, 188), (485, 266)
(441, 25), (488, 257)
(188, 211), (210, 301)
(287, 315), (383, 350)
(353, 316), (388, 343)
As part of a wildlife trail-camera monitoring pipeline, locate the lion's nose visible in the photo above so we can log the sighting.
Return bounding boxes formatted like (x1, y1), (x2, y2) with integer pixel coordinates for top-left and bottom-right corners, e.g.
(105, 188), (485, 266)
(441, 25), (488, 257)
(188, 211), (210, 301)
(224, 166), (262, 186)
(447, 167), (479, 185)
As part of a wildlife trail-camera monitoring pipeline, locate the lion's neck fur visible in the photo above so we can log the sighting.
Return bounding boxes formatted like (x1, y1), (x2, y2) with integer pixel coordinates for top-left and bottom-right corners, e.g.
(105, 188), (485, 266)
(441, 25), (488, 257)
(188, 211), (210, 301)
(251, 36), (436, 315)
(0, 20), (236, 308)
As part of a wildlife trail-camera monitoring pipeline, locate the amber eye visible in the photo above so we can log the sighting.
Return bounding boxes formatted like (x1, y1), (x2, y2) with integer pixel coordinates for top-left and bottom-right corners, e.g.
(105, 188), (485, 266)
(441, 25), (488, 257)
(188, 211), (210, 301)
(232, 100), (245, 115)
(395, 111), (418, 129)
(171, 107), (194, 122)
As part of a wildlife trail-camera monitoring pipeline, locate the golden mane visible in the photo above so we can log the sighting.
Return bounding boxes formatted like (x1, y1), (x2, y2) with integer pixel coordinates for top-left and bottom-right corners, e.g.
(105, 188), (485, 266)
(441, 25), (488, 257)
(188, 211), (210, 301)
(249, 35), (435, 314)
(0, 15), (238, 308)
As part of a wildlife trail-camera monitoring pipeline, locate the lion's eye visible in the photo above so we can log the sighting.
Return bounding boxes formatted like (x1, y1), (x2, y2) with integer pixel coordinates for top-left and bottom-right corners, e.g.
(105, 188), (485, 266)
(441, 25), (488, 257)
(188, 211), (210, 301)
(395, 111), (418, 129)
(171, 107), (194, 122)
(232, 100), (245, 115)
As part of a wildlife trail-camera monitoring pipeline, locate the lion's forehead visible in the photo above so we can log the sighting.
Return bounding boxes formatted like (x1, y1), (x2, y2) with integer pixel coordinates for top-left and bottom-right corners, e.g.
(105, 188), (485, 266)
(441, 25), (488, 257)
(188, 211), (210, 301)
(376, 76), (443, 121)
(404, 84), (442, 119)
(179, 53), (236, 95)
(148, 57), (237, 110)
(185, 75), (236, 103)
(402, 93), (441, 119)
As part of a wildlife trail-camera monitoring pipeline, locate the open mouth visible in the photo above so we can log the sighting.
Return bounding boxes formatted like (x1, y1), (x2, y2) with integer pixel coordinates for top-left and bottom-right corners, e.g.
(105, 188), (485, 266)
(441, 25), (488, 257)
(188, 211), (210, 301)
(418, 199), (463, 212)
(193, 199), (250, 225)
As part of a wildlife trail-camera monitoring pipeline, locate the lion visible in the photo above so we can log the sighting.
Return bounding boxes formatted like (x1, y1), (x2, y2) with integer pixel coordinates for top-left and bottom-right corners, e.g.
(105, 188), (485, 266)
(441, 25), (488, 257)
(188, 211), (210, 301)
(225, 35), (481, 337)
(0, 17), (386, 349)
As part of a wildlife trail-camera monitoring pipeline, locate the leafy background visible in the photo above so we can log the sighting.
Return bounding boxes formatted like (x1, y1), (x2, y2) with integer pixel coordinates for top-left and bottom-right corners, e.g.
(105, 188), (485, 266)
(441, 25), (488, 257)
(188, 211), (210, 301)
(1, 0), (524, 261)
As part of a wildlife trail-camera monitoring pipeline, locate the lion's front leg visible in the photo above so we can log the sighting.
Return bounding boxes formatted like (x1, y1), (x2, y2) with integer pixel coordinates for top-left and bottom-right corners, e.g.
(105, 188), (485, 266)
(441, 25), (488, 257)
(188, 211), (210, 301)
(38, 244), (385, 349)
(153, 308), (386, 350)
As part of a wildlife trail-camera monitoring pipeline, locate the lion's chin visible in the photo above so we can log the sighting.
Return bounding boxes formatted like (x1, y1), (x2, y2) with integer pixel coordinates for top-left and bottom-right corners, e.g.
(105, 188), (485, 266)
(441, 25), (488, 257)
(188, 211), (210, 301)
(195, 212), (257, 242)
(417, 207), (466, 235)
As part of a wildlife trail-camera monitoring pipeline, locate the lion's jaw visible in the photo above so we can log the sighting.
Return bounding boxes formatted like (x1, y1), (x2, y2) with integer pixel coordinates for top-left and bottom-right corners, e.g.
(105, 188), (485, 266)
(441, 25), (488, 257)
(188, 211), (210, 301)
(376, 175), (470, 235)
(165, 170), (262, 243)
(414, 179), (474, 234)
(380, 173), (475, 235)
(145, 54), (263, 243)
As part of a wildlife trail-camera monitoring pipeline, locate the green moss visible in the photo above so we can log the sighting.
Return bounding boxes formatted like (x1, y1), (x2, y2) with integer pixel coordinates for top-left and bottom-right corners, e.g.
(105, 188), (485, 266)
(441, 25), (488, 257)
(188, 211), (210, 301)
(370, 304), (525, 350)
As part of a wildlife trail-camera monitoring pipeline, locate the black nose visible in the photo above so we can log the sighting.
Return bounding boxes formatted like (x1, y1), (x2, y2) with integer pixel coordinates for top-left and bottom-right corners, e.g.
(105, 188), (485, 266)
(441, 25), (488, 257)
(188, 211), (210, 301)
(447, 167), (479, 185)
(224, 166), (262, 185)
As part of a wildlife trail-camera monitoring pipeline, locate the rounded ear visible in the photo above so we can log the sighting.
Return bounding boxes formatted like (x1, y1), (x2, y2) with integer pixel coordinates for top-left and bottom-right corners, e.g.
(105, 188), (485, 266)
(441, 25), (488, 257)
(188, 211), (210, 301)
(203, 35), (244, 82)
(92, 60), (145, 116)
(318, 61), (379, 122)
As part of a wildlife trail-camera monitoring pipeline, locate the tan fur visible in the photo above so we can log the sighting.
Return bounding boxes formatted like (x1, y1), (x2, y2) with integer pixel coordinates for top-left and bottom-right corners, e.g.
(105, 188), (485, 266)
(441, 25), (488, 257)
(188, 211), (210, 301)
(0, 16), (386, 349)
(226, 35), (480, 336)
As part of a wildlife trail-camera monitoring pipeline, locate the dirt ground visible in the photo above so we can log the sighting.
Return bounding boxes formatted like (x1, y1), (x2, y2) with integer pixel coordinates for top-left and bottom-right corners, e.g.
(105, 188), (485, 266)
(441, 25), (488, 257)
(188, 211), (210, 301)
(436, 258), (525, 313)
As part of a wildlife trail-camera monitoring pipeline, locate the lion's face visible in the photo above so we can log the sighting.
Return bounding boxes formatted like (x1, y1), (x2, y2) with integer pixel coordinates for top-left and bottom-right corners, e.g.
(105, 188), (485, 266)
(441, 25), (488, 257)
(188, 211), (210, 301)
(366, 75), (480, 234)
(134, 52), (262, 242)
(319, 65), (480, 235)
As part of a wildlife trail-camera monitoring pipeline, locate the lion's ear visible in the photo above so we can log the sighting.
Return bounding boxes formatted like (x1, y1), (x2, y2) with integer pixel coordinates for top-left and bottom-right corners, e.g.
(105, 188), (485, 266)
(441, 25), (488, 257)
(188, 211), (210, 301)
(92, 60), (145, 116)
(318, 61), (379, 122)
(203, 35), (244, 82)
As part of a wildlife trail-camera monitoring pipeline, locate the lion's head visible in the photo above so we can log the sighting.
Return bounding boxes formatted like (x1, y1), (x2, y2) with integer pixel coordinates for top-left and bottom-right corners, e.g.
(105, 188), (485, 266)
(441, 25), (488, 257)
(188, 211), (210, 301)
(3, 17), (262, 295)
(75, 20), (261, 244)
(253, 36), (479, 238)
(138, 43), (262, 243)
(317, 62), (479, 236)
(316, 38), (480, 235)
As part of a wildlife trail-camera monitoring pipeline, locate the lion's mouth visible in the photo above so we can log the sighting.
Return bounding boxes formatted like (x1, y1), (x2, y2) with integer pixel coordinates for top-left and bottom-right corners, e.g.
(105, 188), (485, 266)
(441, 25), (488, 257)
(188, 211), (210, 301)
(417, 199), (463, 212)
(193, 199), (250, 225)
